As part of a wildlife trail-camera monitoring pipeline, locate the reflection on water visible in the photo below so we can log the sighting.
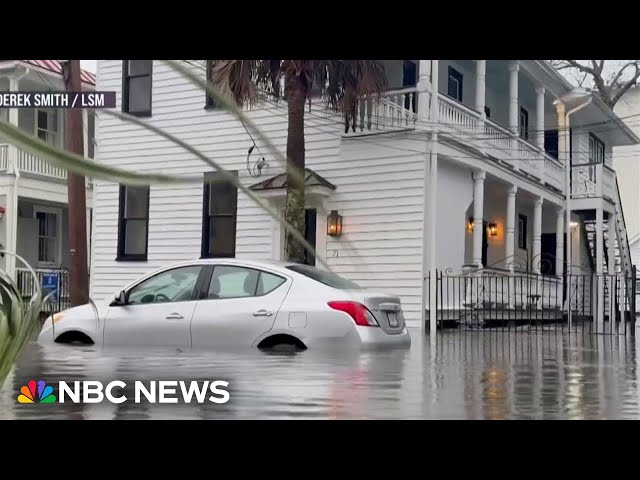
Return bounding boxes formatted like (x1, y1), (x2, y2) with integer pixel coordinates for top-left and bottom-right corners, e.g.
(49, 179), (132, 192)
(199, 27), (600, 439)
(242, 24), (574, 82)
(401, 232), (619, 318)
(1, 328), (639, 419)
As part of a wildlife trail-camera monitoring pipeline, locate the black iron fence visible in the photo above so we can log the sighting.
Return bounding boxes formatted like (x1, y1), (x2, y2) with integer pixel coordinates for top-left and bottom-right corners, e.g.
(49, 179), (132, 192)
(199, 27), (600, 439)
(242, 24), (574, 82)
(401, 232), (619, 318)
(15, 268), (70, 315)
(426, 268), (636, 335)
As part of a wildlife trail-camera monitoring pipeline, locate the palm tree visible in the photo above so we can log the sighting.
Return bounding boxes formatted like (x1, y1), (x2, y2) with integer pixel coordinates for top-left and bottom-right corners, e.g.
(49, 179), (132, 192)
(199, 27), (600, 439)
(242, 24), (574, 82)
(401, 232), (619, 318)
(207, 60), (388, 263)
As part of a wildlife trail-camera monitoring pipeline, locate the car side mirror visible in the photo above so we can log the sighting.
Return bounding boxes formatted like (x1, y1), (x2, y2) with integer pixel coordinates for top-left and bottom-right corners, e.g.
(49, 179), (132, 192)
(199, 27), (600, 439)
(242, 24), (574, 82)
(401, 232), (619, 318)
(112, 290), (127, 306)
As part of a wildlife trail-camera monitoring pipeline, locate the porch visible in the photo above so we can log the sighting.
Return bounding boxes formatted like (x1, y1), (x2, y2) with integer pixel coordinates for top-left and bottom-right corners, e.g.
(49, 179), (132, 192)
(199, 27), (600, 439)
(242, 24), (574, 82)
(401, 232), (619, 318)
(15, 267), (71, 314)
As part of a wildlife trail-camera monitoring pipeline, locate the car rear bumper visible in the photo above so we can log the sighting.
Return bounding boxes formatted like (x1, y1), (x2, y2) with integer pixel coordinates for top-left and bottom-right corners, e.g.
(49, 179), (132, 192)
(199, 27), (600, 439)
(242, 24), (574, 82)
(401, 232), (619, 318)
(354, 325), (411, 348)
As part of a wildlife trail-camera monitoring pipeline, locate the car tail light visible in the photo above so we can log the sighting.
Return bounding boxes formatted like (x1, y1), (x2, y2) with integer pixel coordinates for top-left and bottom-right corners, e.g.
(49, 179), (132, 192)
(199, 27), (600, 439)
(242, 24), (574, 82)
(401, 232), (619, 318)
(327, 301), (379, 327)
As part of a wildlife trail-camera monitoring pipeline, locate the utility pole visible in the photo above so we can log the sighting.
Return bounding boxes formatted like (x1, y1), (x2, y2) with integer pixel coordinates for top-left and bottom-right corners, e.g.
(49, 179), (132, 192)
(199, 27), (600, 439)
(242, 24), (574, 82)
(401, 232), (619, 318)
(62, 60), (89, 306)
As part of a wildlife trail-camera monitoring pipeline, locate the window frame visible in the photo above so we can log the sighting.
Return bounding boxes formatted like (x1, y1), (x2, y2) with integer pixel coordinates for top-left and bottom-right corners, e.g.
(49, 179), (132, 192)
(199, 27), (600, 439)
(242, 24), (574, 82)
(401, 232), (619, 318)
(34, 108), (59, 146)
(122, 60), (153, 117)
(123, 265), (207, 305)
(589, 133), (605, 182)
(116, 184), (150, 262)
(447, 66), (463, 102)
(201, 171), (238, 259)
(199, 264), (288, 301)
(518, 214), (528, 250)
(34, 205), (62, 267)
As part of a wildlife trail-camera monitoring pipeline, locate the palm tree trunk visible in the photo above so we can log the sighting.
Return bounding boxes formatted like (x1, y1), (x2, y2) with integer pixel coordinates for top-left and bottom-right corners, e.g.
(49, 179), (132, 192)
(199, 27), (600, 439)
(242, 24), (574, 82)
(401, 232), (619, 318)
(284, 72), (307, 264)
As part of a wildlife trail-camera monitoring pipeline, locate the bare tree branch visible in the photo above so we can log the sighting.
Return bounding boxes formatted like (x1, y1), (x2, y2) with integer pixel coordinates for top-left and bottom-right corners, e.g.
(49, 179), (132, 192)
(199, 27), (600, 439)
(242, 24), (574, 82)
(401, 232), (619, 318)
(552, 59), (640, 108)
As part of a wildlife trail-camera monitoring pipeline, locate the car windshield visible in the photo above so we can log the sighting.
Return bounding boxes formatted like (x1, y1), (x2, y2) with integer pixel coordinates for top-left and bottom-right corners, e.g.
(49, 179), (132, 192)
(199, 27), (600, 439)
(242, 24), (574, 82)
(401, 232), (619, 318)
(286, 264), (361, 289)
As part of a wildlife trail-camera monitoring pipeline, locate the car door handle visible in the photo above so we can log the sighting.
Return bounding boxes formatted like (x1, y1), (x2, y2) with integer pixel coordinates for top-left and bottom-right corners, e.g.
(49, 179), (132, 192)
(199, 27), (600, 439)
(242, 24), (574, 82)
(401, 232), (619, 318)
(253, 309), (273, 317)
(166, 313), (184, 320)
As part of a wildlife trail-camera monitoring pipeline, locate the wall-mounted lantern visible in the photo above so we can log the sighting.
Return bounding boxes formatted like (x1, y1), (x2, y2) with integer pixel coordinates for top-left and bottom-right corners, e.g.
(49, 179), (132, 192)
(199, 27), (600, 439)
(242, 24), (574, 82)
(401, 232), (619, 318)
(327, 210), (343, 237)
(0, 206), (5, 219)
(467, 216), (474, 232)
(488, 222), (498, 236)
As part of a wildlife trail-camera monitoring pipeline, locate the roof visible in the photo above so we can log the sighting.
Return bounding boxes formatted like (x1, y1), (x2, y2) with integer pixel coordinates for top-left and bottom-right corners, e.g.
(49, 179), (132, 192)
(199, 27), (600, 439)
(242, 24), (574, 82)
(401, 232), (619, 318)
(249, 168), (337, 191)
(533, 61), (640, 146)
(19, 60), (96, 85)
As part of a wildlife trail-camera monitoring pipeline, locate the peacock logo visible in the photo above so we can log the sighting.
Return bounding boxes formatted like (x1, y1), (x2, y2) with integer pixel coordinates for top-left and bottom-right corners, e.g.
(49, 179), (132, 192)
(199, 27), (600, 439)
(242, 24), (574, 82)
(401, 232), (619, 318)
(17, 380), (57, 404)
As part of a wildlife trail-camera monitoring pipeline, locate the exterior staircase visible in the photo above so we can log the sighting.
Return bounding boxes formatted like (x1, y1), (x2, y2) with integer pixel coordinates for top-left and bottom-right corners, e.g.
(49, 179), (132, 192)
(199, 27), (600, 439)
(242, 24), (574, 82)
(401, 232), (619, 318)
(582, 177), (635, 318)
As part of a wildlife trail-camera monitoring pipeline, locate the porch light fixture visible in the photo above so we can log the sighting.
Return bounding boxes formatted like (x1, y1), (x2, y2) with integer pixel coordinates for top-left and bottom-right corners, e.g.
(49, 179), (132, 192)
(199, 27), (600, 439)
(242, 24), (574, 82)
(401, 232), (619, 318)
(467, 217), (474, 232)
(327, 210), (342, 237)
(0, 206), (5, 219)
(488, 222), (498, 236)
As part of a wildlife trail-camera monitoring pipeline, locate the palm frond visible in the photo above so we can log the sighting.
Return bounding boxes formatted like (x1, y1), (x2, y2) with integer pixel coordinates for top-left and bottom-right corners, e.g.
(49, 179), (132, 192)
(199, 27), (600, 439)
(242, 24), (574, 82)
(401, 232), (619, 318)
(209, 60), (259, 107)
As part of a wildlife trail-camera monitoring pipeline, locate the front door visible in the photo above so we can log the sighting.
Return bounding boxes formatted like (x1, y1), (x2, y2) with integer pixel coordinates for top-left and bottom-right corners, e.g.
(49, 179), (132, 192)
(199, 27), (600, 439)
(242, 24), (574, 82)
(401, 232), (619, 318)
(103, 265), (205, 348)
(190, 264), (291, 348)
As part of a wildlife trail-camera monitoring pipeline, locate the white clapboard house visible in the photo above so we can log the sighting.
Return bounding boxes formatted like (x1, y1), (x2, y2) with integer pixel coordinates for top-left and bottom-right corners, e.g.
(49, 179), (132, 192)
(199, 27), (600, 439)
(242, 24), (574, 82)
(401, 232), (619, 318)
(89, 60), (638, 328)
(0, 60), (95, 311)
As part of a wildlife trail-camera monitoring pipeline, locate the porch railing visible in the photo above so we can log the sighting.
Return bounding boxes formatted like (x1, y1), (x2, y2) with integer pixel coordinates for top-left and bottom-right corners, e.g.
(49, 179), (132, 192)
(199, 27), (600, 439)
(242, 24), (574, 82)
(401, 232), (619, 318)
(15, 268), (70, 314)
(0, 144), (7, 171)
(427, 269), (635, 335)
(0, 143), (67, 180)
(437, 95), (563, 192)
(344, 87), (418, 134)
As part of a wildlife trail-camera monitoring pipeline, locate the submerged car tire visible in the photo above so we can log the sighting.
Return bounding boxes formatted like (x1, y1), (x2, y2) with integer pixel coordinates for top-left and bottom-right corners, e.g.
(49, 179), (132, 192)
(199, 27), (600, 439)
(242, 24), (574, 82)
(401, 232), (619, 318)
(54, 331), (94, 345)
(257, 334), (306, 352)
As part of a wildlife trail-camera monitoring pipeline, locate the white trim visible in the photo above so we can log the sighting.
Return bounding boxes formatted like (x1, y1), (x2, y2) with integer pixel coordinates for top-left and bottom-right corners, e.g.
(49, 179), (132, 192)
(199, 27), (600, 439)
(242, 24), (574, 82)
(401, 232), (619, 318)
(33, 204), (63, 267)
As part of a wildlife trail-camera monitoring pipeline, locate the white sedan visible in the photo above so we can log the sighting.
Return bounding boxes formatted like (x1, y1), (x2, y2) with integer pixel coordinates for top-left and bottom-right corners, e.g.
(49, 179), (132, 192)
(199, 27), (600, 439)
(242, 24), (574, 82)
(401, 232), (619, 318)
(38, 259), (411, 351)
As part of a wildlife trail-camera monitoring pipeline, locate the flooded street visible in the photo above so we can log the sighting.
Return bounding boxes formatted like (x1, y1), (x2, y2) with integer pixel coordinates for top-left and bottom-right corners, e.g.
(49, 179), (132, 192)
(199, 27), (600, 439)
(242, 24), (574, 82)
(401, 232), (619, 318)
(1, 327), (639, 419)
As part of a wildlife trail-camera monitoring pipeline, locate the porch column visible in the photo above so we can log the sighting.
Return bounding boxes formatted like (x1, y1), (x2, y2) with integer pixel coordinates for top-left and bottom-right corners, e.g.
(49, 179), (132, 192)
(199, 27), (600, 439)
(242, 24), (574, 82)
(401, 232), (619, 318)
(535, 87), (545, 150)
(508, 61), (519, 134)
(505, 185), (517, 272)
(596, 207), (605, 328)
(532, 196), (543, 275)
(475, 60), (486, 118)
(86, 206), (91, 270)
(555, 208), (564, 277)
(417, 60), (433, 118)
(472, 170), (486, 267)
(608, 211), (617, 323)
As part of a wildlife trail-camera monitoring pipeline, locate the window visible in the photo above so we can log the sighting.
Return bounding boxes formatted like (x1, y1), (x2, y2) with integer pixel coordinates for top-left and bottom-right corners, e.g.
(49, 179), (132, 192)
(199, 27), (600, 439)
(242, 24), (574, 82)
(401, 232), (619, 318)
(205, 60), (218, 108)
(202, 171), (237, 258)
(484, 106), (491, 118)
(36, 109), (58, 145)
(518, 214), (527, 250)
(127, 266), (202, 305)
(117, 185), (150, 261)
(589, 133), (605, 182)
(34, 206), (61, 265)
(286, 264), (362, 290)
(520, 107), (529, 140)
(303, 208), (317, 266)
(207, 265), (286, 299)
(447, 66), (463, 102)
(122, 60), (152, 116)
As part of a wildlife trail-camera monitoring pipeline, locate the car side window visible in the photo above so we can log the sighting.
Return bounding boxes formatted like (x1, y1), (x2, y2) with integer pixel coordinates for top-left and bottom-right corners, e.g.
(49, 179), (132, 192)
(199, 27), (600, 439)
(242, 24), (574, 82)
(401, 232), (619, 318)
(256, 271), (286, 295)
(207, 266), (286, 299)
(127, 266), (202, 305)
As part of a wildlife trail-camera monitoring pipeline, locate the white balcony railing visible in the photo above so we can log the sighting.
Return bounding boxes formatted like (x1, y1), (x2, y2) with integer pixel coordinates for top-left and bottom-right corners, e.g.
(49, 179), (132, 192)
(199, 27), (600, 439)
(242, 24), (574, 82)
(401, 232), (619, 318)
(344, 87), (418, 134)
(602, 165), (615, 200)
(0, 143), (67, 180)
(437, 95), (564, 193)
(543, 154), (564, 192)
(0, 144), (7, 171)
(571, 165), (597, 197)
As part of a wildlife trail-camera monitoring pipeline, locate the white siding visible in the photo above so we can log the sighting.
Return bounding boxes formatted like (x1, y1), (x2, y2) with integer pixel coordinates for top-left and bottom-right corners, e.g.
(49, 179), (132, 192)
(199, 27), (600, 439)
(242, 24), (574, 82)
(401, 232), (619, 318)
(325, 135), (426, 323)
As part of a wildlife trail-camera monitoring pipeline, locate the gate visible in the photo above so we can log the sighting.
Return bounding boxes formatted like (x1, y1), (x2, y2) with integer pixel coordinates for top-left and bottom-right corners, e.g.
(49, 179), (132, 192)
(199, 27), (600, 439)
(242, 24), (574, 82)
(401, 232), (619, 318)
(426, 269), (637, 336)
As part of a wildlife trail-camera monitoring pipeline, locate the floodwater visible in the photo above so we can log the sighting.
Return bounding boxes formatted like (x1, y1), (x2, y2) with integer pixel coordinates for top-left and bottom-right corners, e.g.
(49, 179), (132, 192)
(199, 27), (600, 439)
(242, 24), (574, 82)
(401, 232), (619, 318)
(1, 328), (639, 420)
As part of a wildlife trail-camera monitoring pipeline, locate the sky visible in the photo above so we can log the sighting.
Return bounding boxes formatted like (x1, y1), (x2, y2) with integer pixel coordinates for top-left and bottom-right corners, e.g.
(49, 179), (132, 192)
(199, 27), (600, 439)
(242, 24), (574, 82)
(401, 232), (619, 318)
(80, 60), (96, 73)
